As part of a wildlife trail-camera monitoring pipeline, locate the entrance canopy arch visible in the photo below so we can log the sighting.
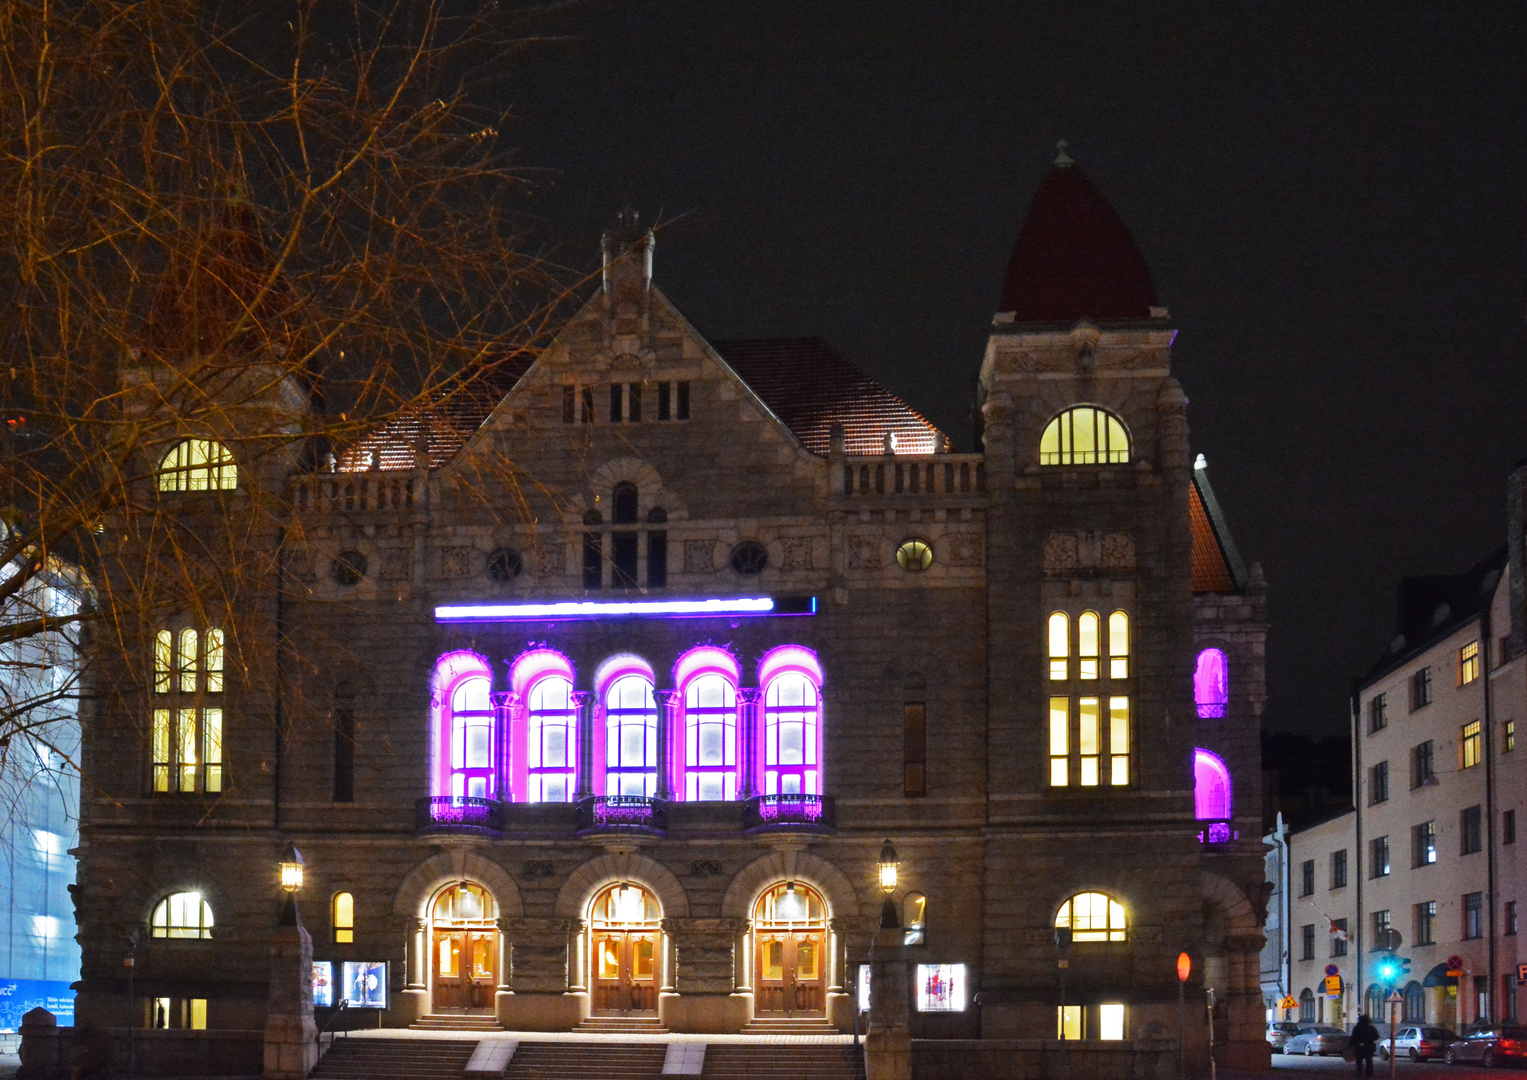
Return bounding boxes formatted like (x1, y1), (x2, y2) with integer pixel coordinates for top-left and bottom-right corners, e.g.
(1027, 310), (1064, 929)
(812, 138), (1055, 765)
(720, 850), (860, 922)
(753, 881), (828, 1015)
(393, 850), (522, 920)
(429, 882), (498, 1012)
(589, 882), (662, 1014)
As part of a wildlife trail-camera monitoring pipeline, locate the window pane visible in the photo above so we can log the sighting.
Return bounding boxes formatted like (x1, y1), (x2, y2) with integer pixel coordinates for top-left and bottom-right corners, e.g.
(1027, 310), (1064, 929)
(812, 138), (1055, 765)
(1048, 613), (1069, 680)
(205, 630), (224, 693)
(453, 676), (490, 714)
(1080, 757), (1098, 786)
(177, 708), (198, 791)
(1079, 613), (1099, 679)
(1109, 612), (1128, 678)
(178, 629), (198, 692)
(699, 722), (724, 765)
(1109, 697), (1129, 755)
(1100, 1003), (1125, 1041)
(155, 631), (173, 693)
(1079, 699), (1099, 754)
(1049, 698), (1068, 755)
(466, 722), (490, 768)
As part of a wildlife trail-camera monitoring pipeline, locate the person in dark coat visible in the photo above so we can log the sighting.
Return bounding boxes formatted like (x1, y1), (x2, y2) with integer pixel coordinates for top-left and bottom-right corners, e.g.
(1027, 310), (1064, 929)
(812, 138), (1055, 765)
(1352, 1013), (1381, 1077)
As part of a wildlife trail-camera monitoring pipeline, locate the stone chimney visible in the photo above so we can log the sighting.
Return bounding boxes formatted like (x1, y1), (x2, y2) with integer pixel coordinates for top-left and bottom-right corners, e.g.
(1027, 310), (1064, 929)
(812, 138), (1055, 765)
(601, 207), (654, 306)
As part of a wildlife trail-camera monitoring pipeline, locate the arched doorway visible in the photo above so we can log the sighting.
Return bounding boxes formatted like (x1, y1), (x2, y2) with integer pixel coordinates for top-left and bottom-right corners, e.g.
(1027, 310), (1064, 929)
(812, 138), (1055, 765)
(589, 883), (661, 1015)
(430, 882), (498, 1013)
(753, 881), (827, 1016)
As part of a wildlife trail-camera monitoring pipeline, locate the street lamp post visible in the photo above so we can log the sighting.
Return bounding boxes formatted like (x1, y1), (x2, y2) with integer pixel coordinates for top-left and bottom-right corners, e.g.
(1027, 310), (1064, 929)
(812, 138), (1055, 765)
(1177, 952), (1191, 1080)
(264, 845), (316, 1080)
(878, 839), (900, 929)
(1056, 927), (1073, 1080)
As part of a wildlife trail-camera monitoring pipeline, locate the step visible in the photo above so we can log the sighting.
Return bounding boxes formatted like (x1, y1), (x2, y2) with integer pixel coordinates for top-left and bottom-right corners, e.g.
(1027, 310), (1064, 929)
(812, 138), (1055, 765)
(700, 1044), (864, 1080)
(503, 1041), (668, 1080)
(313, 1038), (480, 1080)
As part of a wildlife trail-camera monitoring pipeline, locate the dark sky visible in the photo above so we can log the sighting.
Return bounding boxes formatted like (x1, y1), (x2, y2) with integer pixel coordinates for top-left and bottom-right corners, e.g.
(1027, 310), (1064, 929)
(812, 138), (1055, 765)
(488, 1), (1527, 736)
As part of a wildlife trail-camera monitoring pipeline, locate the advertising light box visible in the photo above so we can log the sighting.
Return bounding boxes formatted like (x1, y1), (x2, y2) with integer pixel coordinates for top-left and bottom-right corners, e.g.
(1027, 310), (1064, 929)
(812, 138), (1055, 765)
(340, 961), (388, 1008)
(915, 964), (967, 1012)
(311, 962), (333, 1009)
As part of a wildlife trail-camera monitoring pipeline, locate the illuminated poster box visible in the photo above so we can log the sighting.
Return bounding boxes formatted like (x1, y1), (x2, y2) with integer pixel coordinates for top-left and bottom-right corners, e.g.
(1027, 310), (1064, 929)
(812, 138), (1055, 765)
(916, 963), (967, 1012)
(341, 961), (388, 1008)
(311, 962), (333, 1008)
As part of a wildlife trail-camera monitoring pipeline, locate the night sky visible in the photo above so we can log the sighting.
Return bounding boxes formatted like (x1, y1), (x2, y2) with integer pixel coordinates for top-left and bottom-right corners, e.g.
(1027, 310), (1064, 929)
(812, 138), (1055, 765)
(487, 2), (1527, 736)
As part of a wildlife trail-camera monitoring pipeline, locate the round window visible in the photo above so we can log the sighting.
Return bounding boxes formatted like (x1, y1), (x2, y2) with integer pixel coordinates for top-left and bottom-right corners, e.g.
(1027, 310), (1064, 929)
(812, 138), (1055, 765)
(730, 540), (769, 575)
(486, 547), (522, 582)
(331, 551), (367, 585)
(896, 539), (933, 571)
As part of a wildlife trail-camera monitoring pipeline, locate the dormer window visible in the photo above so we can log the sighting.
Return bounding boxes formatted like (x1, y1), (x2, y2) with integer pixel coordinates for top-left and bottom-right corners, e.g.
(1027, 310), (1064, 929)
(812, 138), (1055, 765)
(1039, 407), (1130, 466)
(158, 439), (237, 492)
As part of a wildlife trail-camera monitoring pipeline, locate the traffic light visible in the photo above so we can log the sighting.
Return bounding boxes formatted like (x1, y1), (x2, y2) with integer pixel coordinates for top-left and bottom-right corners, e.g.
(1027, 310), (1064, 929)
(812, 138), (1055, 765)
(1398, 956), (1412, 978)
(1377, 953), (1399, 985)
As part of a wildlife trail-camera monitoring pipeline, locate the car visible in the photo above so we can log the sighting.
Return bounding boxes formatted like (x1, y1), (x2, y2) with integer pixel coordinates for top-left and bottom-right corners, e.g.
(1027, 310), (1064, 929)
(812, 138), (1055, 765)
(1378, 1026), (1455, 1062)
(1267, 1021), (1303, 1051)
(1284, 1025), (1352, 1057)
(1444, 1025), (1527, 1067)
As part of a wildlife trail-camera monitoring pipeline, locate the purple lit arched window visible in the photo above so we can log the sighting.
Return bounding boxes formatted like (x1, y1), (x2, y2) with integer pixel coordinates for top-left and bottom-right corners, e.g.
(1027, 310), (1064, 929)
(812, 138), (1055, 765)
(1194, 648), (1228, 718)
(1194, 749), (1232, 820)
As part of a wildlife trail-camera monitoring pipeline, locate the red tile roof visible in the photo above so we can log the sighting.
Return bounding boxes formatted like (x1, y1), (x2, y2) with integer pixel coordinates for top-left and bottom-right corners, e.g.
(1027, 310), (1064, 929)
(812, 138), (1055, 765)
(714, 338), (950, 455)
(1000, 164), (1159, 323)
(1190, 481), (1237, 594)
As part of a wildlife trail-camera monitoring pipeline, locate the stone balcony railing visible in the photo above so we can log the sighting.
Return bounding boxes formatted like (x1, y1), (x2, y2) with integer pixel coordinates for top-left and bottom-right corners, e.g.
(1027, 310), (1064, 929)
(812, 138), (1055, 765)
(415, 796), (505, 836)
(291, 473), (418, 514)
(412, 792), (839, 839)
(837, 454), (985, 498)
(1197, 819), (1238, 844)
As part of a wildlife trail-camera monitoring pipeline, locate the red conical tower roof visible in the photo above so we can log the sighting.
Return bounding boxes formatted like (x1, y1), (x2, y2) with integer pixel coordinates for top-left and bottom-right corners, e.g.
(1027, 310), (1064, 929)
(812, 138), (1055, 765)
(999, 148), (1159, 323)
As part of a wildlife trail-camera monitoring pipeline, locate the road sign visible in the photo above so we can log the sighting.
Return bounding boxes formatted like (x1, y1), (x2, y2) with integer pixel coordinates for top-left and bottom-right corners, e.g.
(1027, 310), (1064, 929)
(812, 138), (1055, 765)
(1387, 989), (1403, 1003)
(1325, 964), (1340, 977)
(1324, 975), (1342, 995)
(1279, 995), (1298, 1009)
(1447, 955), (1465, 977)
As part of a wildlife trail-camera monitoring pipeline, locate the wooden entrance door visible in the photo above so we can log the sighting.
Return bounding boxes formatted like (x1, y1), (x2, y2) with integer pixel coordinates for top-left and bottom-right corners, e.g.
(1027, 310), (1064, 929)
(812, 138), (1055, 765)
(592, 930), (658, 1014)
(755, 930), (825, 1015)
(432, 929), (496, 1011)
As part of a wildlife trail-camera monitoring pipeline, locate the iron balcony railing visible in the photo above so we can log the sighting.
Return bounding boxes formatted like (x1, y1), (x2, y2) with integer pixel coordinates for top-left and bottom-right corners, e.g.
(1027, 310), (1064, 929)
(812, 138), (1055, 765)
(742, 793), (835, 832)
(415, 795), (506, 835)
(1197, 820), (1238, 844)
(575, 795), (668, 834)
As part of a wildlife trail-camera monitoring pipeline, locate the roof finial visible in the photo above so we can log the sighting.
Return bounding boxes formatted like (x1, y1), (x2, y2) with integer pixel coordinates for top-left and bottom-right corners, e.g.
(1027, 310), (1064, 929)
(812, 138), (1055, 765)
(1054, 139), (1074, 167)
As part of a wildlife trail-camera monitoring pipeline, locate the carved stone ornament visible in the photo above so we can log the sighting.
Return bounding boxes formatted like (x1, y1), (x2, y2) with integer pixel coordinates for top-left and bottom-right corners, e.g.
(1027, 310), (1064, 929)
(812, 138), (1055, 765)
(1043, 532), (1080, 573)
(378, 548), (410, 581)
(847, 538), (879, 570)
(781, 537), (813, 570)
(537, 543), (565, 576)
(684, 540), (715, 573)
(945, 532), (984, 568)
(440, 546), (475, 579)
(1044, 530), (1134, 573)
(1099, 532), (1136, 569)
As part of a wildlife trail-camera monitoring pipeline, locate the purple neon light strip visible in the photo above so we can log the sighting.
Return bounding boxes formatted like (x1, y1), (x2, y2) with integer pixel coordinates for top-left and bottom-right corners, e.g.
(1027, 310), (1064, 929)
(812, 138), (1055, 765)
(436, 596), (782, 622)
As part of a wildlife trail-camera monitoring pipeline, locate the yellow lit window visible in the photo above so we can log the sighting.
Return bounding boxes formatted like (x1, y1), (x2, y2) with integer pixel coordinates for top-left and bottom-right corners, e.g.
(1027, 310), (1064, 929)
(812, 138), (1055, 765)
(177, 629), (198, 692)
(1099, 1003), (1125, 1040)
(188, 999), (207, 1030)
(1078, 612), (1099, 680)
(1048, 613), (1069, 680)
(1109, 611), (1129, 679)
(151, 892), (213, 939)
(333, 892), (354, 944)
(1057, 1005), (1083, 1040)
(152, 626), (228, 793)
(1055, 891), (1127, 943)
(154, 632), (173, 693)
(1109, 697), (1130, 786)
(152, 709), (171, 792)
(1049, 697), (1069, 786)
(1079, 697), (1100, 785)
(177, 708), (198, 792)
(205, 630), (224, 693)
(1507, 720), (1516, 754)
(203, 709), (222, 793)
(1460, 640), (1480, 685)
(1039, 406), (1131, 466)
(1462, 720), (1482, 769)
(158, 439), (238, 492)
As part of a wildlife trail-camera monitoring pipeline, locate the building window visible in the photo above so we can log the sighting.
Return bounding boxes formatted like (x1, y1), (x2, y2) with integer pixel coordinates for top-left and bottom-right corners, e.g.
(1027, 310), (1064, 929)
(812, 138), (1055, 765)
(611, 484), (640, 588)
(1506, 719), (1516, 753)
(1462, 805), (1483, 854)
(151, 892), (213, 939)
(332, 893), (354, 944)
(1038, 405), (1130, 465)
(1413, 821), (1437, 866)
(1464, 892), (1484, 939)
(1403, 981), (1426, 1024)
(904, 703), (927, 797)
(1193, 749), (1233, 819)
(762, 670), (821, 796)
(526, 674), (577, 803)
(1505, 809), (1516, 845)
(1507, 900), (1518, 936)
(683, 673), (738, 801)
(580, 385), (595, 423)
(896, 539), (933, 572)
(602, 671), (658, 797)
(157, 439), (237, 492)
(1370, 760), (1389, 804)
(1194, 648), (1228, 718)
(1412, 740), (1435, 787)
(1371, 835), (1390, 877)
(1370, 909), (1391, 949)
(1331, 918), (1348, 958)
(1507, 976), (1519, 1021)
(1300, 860), (1315, 898)
(582, 510), (603, 589)
(333, 689), (355, 803)
(1300, 923), (1315, 961)
(1299, 988), (1315, 1022)
(1415, 901), (1436, 946)
(447, 674), (494, 799)
(1410, 667), (1433, 710)
(1055, 892), (1127, 943)
(562, 385), (576, 423)
(1109, 612), (1129, 678)
(151, 627), (225, 794)
(647, 508), (668, 588)
(1330, 849), (1347, 890)
(1368, 693), (1388, 733)
(1459, 640), (1480, 685)
(1047, 611), (1131, 788)
(1461, 720), (1482, 769)
(1048, 613), (1069, 680)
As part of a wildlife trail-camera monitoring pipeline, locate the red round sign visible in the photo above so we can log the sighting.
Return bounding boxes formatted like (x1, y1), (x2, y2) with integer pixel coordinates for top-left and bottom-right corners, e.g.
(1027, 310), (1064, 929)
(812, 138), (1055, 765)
(1176, 953), (1191, 982)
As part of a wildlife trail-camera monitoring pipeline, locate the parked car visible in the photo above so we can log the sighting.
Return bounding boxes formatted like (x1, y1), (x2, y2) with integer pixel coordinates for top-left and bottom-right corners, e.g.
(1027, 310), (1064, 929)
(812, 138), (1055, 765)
(1284, 1025), (1352, 1057)
(1444, 1025), (1527, 1066)
(1378, 1026), (1455, 1062)
(1267, 1021), (1303, 1051)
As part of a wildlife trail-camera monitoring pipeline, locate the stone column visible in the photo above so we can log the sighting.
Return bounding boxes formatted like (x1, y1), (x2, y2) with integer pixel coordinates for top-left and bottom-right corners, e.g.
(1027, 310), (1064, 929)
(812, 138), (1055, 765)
(572, 691), (595, 799)
(493, 917), (514, 1018)
(864, 928), (912, 1080)
(263, 902), (317, 1080)
(737, 688), (761, 799)
(662, 917), (751, 1033)
(398, 916), (429, 1022)
(655, 690), (679, 800)
(497, 917), (585, 1030)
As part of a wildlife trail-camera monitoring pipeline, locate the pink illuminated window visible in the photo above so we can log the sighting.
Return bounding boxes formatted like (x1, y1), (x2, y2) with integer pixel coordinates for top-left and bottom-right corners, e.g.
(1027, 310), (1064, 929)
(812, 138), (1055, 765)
(684, 674), (737, 800)
(431, 651), (495, 799)
(527, 676), (577, 802)
(1194, 749), (1232, 820)
(764, 672), (820, 795)
(604, 674), (658, 796)
(1194, 648), (1228, 718)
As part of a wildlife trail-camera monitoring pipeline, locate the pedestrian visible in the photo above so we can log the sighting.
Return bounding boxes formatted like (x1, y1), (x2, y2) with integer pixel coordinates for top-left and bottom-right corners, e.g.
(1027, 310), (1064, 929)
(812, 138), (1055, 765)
(1352, 1013), (1380, 1077)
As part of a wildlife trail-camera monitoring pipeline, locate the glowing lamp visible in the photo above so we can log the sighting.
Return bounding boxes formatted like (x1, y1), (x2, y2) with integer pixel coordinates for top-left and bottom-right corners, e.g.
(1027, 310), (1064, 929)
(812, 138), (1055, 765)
(776, 882), (807, 923)
(878, 840), (899, 894)
(1177, 952), (1191, 982)
(278, 845), (305, 893)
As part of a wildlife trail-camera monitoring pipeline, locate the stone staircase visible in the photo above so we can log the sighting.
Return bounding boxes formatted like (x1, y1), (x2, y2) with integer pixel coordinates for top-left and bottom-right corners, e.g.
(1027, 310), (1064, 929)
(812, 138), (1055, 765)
(573, 1014), (670, 1034)
(502, 1040), (668, 1079)
(311, 1037), (479, 1080)
(702, 1043), (865, 1079)
(410, 1014), (505, 1032)
(738, 1016), (845, 1035)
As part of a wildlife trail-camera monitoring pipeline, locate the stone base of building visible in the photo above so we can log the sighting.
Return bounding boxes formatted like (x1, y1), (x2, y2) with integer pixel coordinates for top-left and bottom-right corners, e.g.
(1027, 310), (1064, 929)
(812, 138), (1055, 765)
(658, 991), (750, 1033)
(18, 1025), (263, 1079)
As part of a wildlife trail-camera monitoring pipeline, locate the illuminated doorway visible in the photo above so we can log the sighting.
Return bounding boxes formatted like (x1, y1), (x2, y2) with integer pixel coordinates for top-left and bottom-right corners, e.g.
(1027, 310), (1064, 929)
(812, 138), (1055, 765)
(430, 882), (498, 1013)
(590, 883), (661, 1015)
(754, 882), (827, 1016)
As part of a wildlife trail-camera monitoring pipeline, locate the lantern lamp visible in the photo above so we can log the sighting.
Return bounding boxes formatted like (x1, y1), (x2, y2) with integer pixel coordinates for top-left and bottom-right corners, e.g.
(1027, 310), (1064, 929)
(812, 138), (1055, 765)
(279, 845), (305, 893)
(1177, 952), (1192, 983)
(878, 839), (899, 894)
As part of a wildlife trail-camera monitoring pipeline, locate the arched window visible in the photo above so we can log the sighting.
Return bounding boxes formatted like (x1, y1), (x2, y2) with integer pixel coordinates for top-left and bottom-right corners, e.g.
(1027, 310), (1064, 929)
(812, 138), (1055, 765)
(1109, 611), (1129, 678)
(1039, 407), (1130, 466)
(1048, 613), (1069, 680)
(527, 675), (577, 802)
(1055, 891), (1127, 942)
(1365, 983), (1386, 1022)
(430, 652), (495, 800)
(1078, 612), (1099, 679)
(684, 674), (736, 800)
(1194, 749), (1233, 820)
(612, 482), (639, 525)
(1299, 987), (1316, 1023)
(151, 892), (213, 939)
(332, 892), (354, 944)
(158, 439), (237, 492)
(604, 673), (658, 797)
(1402, 980), (1425, 1023)
(763, 671), (820, 796)
(1195, 648), (1229, 718)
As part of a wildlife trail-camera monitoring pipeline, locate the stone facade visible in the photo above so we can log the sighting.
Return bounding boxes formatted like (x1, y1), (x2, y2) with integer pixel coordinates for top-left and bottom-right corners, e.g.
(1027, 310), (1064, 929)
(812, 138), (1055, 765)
(73, 168), (1268, 1070)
